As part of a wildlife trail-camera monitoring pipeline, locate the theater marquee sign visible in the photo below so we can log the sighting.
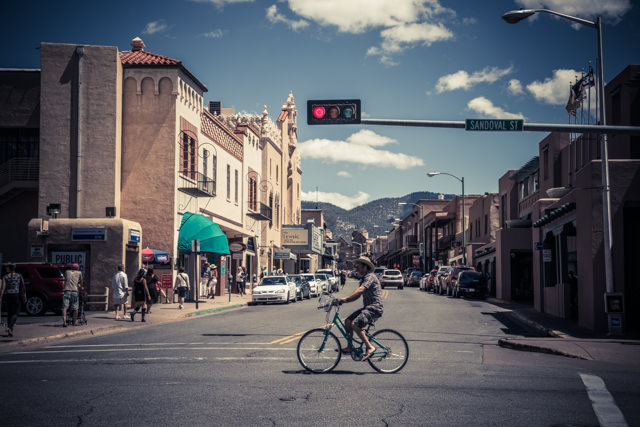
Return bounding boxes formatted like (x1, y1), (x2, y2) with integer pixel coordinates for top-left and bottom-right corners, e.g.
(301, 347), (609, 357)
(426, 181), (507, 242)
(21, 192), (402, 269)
(282, 228), (308, 246)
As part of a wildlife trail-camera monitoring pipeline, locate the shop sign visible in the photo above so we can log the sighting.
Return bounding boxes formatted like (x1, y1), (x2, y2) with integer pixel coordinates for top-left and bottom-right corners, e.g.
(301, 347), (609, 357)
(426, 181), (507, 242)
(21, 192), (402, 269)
(160, 274), (173, 289)
(542, 249), (552, 262)
(282, 228), (308, 246)
(229, 242), (246, 252)
(129, 229), (141, 243)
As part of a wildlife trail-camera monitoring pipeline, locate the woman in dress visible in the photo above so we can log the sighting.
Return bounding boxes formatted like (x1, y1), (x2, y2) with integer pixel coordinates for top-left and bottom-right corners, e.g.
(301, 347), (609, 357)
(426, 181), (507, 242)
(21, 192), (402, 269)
(130, 268), (150, 322)
(145, 268), (159, 314)
(1, 263), (27, 337)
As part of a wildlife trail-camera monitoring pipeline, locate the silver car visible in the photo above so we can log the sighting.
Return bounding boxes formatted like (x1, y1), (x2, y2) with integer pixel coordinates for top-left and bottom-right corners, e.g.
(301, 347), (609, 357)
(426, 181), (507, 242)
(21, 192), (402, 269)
(380, 269), (403, 289)
(300, 273), (320, 297)
(251, 275), (297, 304)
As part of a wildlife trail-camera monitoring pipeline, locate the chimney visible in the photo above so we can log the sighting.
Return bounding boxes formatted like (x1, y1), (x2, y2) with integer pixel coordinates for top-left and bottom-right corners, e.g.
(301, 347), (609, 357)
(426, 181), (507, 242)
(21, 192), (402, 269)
(131, 37), (145, 51)
(209, 101), (221, 115)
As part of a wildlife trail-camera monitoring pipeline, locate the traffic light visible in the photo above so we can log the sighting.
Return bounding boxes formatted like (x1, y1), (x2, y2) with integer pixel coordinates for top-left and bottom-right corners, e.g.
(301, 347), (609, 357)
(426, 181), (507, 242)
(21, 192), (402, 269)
(307, 99), (361, 125)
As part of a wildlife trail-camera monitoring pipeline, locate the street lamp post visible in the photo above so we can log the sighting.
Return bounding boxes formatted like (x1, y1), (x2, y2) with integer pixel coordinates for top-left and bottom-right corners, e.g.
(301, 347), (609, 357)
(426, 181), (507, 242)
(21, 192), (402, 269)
(399, 202), (425, 273)
(427, 172), (466, 265)
(502, 8), (616, 332)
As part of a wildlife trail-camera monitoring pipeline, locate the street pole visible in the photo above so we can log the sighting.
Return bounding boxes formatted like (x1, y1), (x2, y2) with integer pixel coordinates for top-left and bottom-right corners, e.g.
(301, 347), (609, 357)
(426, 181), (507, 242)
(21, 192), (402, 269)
(421, 205), (425, 273)
(461, 177), (466, 265)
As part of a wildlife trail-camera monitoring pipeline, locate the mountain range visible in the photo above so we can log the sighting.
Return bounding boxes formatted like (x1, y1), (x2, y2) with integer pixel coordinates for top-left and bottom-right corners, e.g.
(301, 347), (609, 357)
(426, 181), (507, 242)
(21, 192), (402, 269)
(301, 191), (454, 242)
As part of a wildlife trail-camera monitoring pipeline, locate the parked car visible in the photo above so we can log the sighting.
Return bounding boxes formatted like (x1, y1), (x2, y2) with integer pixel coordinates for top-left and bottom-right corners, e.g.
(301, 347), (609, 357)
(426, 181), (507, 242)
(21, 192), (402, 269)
(380, 269), (403, 289)
(314, 273), (330, 293)
(420, 270), (437, 291)
(406, 270), (422, 287)
(289, 275), (311, 301)
(1, 263), (66, 316)
(403, 267), (420, 285)
(300, 273), (320, 297)
(316, 269), (338, 292)
(435, 266), (453, 295)
(453, 270), (487, 299)
(250, 275), (296, 305)
(448, 266), (476, 296)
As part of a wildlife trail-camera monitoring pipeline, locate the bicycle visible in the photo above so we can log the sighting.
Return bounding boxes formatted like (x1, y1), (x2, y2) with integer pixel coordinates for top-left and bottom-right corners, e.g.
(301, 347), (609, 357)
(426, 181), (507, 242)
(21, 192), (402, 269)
(296, 293), (409, 373)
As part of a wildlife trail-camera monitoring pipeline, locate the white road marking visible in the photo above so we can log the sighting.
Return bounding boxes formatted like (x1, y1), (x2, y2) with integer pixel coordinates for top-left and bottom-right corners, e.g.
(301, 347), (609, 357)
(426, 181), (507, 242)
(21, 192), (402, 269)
(12, 346), (298, 355)
(0, 356), (294, 364)
(579, 373), (628, 427)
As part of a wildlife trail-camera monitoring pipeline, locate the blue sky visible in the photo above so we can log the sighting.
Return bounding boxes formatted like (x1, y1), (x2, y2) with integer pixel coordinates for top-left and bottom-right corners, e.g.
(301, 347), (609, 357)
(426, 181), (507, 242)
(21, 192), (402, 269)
(2, 0), (639, 209)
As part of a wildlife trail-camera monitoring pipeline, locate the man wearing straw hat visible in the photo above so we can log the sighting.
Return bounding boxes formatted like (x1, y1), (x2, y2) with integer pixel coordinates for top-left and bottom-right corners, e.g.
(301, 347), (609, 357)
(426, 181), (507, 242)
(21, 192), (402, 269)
(337, 255), (383, 361)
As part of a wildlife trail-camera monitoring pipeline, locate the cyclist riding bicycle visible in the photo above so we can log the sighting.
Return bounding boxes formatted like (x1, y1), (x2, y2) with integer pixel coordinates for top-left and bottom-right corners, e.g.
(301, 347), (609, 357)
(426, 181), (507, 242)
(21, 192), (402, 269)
(338, 255), (383, 361)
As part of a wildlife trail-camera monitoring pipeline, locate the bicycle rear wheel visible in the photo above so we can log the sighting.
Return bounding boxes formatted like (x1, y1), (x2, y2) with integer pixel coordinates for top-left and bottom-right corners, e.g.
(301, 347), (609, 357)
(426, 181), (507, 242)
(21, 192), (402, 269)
(297, 328), (341, 373)
(367, 329), (409, 373)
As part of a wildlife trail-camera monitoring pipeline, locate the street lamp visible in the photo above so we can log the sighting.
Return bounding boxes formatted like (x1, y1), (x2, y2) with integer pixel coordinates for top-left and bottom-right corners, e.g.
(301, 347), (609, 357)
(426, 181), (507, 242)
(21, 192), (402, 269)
(399, 202), (425, 273)
(502, 8), (615, 331)
(427, 172), (466, 265)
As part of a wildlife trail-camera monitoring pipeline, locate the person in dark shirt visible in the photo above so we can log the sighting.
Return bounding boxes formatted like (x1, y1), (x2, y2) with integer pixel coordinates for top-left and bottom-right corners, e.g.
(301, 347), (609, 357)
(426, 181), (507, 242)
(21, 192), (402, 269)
(338, 256), (383, 361)
(1, 263), (26, 337)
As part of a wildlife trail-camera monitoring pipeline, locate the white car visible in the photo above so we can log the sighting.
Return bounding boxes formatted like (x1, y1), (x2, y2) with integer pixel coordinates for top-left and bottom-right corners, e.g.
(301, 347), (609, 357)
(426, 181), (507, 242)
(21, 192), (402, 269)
(300, 273), (320, 297)
(251, 276), (297, 304)
(314, 273), (330, 294)
(316, 269), (338, 292)
(380, 269), (404, 289)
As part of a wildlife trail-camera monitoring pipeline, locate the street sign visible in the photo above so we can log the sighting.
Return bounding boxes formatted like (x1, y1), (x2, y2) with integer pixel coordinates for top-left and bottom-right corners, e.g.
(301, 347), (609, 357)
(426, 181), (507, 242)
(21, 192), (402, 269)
(465, 119), (523, 131)
(535, 242), (544, 251)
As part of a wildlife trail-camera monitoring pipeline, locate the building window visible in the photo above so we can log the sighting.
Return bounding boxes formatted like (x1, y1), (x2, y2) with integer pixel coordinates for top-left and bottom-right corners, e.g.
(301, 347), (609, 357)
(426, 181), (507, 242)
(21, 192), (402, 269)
(182, 132), (197, 179)
(234, 169), (238, 203)
(248, 176), (257, 211)
(484, 215), (488, 234)
(276, 165), (279, 183)
(226, 164), (231, 200)
(212, 155), (217, 194)
(202, 149), (209, 178)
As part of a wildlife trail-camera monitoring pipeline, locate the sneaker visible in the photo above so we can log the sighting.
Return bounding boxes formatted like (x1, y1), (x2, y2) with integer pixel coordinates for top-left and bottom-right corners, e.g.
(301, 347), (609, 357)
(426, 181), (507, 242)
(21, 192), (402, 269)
(130, 313), (135, 322)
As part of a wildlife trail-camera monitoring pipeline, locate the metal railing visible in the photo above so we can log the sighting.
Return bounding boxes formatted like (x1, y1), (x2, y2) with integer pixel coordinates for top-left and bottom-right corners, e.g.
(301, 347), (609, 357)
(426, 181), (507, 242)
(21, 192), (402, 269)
(0, 157), (39, 187)
(178, 170), (216, 197)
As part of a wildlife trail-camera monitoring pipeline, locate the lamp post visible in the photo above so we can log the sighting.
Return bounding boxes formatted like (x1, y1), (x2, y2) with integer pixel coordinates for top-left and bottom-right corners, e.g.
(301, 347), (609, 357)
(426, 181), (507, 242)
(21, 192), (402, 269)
(399, 202), (425, 273)
(427, 172), (466, 265)
(502, 8), (616, 332)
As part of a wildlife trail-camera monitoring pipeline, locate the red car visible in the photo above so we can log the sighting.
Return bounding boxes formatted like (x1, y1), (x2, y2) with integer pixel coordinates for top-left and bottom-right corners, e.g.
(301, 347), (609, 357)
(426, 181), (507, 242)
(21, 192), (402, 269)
(2, 263), (66, 315)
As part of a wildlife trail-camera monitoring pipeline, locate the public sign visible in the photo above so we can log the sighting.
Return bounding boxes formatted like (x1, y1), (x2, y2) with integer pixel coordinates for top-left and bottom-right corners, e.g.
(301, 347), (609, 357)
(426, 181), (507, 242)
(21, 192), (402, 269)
(465, 119), (523, 131)
(129, 229), (141, 243)
(229, 242), (246, 252)
(72, 227), (106, 241)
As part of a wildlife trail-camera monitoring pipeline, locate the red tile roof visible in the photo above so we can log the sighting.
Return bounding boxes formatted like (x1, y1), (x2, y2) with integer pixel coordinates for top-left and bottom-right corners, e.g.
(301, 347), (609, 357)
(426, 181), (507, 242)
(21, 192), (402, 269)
(119, 50), (181, 66)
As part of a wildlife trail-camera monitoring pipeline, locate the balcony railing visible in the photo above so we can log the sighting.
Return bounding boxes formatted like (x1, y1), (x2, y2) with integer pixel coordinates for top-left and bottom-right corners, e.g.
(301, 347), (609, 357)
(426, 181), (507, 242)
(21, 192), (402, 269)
(178, 170), (216, 198)
(404, 235), (418, 248)
(0, 157), (39, 187)
(247, 201), (272, 221)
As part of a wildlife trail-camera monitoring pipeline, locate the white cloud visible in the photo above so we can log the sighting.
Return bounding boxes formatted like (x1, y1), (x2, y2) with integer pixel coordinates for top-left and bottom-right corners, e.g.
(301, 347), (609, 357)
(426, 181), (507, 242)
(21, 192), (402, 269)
(526, 69), (579, 105)
(301, 190), (371, 210)
(467, 96), (525, 120)
(298, 129), (424, 170)
(337, 171), (352, 178)
(266, 5), (309, 31)
(275, 0), (454, 64)
(142, 20), (169, 35)
(203, 29), (224, 38)
(515, 0), (631, 24)
(191, 0), (254, 8)
(507, 79), (524, 95)
(435, 66), (513, 93)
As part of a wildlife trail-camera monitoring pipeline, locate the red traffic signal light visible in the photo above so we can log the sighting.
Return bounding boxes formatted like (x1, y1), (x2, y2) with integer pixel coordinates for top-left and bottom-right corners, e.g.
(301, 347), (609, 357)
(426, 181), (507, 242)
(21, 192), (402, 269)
(307, 99), (361, 125)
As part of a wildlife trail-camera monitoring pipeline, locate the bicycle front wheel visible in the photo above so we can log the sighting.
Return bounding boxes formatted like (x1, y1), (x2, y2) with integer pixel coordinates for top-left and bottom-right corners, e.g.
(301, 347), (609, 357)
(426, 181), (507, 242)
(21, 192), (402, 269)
(367, 329), (409, 373)
(297, 328), (341, 373)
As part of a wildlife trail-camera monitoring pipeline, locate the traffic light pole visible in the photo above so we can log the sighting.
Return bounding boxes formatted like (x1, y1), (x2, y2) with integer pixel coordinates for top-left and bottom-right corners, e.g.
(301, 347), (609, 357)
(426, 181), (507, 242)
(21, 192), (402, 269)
(359, 119), (640, 135)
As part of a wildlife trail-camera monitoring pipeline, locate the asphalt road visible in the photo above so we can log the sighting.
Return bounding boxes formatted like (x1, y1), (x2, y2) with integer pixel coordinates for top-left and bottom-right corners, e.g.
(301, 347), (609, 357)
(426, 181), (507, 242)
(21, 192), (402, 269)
(1, 279), (638, 426)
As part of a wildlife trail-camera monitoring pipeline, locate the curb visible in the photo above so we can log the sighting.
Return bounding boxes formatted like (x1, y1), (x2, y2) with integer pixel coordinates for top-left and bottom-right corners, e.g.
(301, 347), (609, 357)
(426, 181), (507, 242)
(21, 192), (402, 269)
(498, 338), (589, 360)
(183, 303), (245, 318)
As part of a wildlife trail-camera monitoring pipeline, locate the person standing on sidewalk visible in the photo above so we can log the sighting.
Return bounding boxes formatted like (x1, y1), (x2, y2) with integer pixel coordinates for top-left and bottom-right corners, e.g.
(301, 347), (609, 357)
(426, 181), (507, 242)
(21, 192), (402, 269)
(130, 268), (150, 322)
(62, 264), (84, 327)
(236, 266), (245, 297)
(112, 264), (129, 320)
(200, 262), (211, 299)
(145, 268), (159, 314)
(174, 266), (189, 309)
(207, 265), (217, 299)
(0, 262), (26, 337)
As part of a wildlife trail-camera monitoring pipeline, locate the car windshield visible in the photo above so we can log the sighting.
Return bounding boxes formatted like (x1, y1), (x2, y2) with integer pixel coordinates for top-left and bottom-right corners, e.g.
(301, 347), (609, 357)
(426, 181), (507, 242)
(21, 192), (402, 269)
(411, 272), (421, 277)
(316, 274), (327, 280)
(301, 275), (315, 281)
(38, 267), (64, 278)
(289, 276), (301, 284)
(318, 270), (334, 277)
(384, 270), (401, 276)
(259, 277), (286, 286)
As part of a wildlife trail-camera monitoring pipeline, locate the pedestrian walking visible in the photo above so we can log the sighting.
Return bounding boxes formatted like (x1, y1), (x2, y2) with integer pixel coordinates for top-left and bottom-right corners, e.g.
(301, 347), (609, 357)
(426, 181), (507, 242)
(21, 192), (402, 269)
(130, 268), (150, 322)
(201, 261), (211, 298)
(174, 266), (189, 309)
(145, 268), (159, 314)
(1, 262), (27, 337)
(236, 266), (245, 296)
(112, 264), (129, 320)
(207, 265), (218, 299)
(62, 263), (84, 327)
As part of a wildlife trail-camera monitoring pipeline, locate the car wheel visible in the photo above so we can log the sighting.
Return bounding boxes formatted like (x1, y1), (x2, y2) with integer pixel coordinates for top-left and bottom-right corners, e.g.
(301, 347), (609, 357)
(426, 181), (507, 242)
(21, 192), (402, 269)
(25, 294), (46, 316)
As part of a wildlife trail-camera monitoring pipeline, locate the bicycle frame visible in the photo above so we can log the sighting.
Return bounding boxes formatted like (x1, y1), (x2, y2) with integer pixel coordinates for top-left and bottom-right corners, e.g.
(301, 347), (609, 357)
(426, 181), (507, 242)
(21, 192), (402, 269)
(319, 308), (388, 359)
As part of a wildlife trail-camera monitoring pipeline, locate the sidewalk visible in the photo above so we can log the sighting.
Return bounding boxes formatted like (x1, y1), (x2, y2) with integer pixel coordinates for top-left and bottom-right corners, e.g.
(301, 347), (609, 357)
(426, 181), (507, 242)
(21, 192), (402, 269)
(488, 298), (640, 370)
(0, 295), (249, 351)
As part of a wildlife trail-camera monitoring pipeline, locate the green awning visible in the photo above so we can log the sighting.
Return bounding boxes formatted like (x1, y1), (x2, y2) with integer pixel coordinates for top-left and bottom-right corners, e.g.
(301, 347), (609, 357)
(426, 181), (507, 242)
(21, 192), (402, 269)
(178, 212), (230, 255)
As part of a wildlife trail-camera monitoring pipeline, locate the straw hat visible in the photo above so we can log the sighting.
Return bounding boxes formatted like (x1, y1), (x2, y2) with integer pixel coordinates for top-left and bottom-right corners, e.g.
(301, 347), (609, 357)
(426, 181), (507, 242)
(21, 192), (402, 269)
(354, 255), (374, 270)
